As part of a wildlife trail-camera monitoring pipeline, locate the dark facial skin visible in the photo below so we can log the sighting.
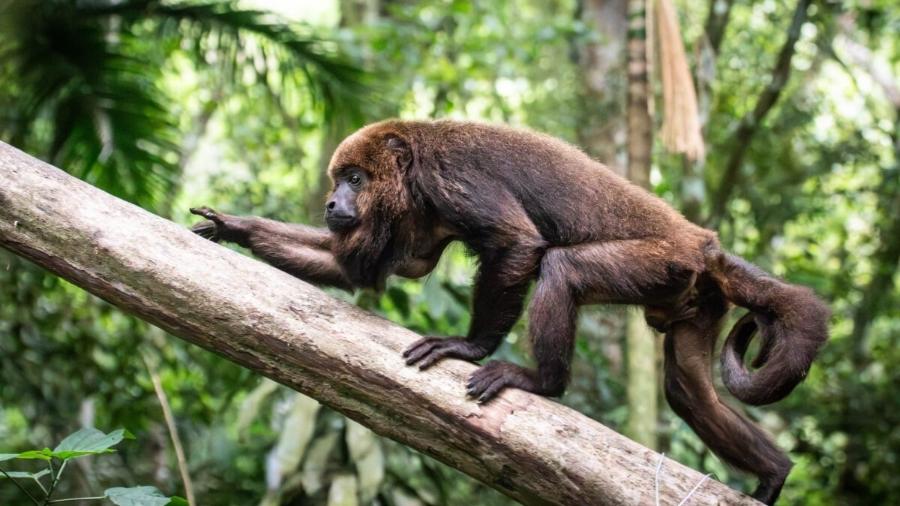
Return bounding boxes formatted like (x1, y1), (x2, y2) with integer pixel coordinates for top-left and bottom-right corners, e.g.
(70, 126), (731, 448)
(325, 168), (366, 232)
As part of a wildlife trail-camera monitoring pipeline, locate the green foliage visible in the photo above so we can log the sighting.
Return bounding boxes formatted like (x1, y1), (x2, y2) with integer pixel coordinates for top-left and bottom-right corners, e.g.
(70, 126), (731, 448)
(0, 428), (184, 505)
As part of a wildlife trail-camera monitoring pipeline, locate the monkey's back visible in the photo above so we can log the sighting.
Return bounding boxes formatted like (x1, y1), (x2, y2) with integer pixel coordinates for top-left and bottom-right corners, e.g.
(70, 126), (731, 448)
(405, 120), (711, 248)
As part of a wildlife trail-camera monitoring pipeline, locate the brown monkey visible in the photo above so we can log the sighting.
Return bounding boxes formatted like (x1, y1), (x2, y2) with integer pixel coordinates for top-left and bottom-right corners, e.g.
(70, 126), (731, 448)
(190, 119), (829, 504)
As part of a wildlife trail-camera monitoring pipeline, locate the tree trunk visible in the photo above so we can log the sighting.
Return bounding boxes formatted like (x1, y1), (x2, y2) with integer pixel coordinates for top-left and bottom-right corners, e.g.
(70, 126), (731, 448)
(623, 0), (658, 450)
(0, 142), (761, 505)
(680, 0), (737, 223)
(576, 0), (628, 171)
(573, 0), (629, 392)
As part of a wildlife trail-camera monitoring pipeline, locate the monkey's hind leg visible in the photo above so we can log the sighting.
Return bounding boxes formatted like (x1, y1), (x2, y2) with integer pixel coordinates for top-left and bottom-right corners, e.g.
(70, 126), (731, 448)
(466, 239), (700, 403)
(663, 287), (792, 505)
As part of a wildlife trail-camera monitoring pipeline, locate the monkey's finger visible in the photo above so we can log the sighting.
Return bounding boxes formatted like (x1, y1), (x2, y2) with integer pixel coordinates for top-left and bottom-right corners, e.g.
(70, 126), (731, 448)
(190, 221), (221, 242)
(189, 206), (223, 223)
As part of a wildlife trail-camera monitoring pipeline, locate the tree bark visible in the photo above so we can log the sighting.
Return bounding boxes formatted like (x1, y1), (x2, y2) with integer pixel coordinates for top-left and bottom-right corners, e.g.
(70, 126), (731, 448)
(0, 142), (760, 506)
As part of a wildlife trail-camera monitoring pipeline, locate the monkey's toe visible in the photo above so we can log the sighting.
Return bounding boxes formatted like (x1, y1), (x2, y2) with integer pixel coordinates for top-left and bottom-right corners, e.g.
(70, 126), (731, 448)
(466, 361), (531, 403)
(403, 337), (489, 369)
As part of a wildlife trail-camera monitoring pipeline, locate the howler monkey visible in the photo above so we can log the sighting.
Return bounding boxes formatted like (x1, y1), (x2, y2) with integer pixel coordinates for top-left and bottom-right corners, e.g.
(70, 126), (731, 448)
(190, 119), (829, 504)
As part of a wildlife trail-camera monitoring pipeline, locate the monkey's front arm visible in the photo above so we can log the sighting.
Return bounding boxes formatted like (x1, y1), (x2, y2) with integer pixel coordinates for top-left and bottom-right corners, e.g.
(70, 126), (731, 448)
(189, 207), (446, 290)
(190, 207), (353, 290)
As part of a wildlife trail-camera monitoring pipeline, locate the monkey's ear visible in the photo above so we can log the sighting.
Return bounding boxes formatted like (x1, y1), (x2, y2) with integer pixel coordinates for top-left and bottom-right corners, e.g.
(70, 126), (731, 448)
(386, 135), (413, 171)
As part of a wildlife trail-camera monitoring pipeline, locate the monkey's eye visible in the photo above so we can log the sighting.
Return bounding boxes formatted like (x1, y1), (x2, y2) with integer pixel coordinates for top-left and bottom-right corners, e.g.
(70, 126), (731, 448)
(348, 173), (363, 188)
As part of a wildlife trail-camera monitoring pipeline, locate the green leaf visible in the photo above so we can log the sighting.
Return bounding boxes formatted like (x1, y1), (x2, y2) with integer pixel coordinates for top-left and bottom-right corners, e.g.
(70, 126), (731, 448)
(52, 428), (129, 460)
(167, 497), (189, 506)
(105, 486), (171, 506)
(14, 449), (53, 461)
(0, 454), (19, 462)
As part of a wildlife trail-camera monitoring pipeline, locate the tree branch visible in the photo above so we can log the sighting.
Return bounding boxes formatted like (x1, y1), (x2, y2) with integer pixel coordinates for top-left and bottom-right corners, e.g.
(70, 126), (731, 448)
(706, 0), (811, 228)
(0, 141), (760, 506)
(703, 0), (736, 56)
(144, 354), (196, 506)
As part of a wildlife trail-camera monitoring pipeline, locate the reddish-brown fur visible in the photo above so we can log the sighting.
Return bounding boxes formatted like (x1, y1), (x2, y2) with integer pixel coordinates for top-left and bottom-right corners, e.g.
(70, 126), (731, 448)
(191, 119), (829, 504)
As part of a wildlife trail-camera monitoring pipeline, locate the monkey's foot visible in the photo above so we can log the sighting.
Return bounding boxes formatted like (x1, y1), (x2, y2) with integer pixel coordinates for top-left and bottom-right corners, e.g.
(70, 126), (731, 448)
(466, 361), (541, 404)
(402, 337), (489, 370)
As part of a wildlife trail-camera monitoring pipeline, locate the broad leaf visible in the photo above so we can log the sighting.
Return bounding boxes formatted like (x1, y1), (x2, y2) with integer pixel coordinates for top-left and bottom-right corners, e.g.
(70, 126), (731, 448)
(52, 428), (132, 460)
(105, 486), (171, 506)
(0, 454), (19, 462)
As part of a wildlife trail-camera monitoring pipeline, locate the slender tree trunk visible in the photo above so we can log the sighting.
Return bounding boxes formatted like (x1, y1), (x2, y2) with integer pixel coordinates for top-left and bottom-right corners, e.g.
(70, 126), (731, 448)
(704, 0), (735, 55)
(161, 94), (220, 219)
(576, 0), (628, 171)
(681, 0), (736, 223)
(624, 0), (657, 450)
(572, 0), (629, 388)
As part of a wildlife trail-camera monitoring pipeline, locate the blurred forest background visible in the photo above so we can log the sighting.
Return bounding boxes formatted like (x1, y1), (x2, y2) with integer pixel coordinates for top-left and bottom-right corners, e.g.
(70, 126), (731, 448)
(1, 0), (898, 504)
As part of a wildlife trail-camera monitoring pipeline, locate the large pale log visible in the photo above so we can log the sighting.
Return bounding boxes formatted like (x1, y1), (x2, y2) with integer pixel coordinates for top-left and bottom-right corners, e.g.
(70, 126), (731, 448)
(0, 141), (759, 505)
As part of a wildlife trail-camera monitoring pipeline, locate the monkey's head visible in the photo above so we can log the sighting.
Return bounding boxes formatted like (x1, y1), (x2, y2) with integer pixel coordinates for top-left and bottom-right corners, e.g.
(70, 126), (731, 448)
(325, 121), (417, 289)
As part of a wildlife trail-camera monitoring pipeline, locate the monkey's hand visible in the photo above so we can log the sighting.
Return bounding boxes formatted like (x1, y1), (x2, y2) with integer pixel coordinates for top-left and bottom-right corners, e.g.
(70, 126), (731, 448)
(466, 361), (544, 404)
(189, 206), (250, 246)
(402, 337), (491, 370)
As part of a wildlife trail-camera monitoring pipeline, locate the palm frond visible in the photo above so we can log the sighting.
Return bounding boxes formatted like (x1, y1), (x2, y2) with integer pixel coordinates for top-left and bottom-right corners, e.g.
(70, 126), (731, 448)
(0, 1), (180, 209)
(0, 0), (374, 211)
(84, 0), (377, 125)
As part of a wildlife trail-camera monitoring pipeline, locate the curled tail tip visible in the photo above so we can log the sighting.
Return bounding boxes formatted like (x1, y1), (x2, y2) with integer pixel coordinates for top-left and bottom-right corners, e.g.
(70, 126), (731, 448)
(710, 251), (830, 405)
(721, 304), (829, 406)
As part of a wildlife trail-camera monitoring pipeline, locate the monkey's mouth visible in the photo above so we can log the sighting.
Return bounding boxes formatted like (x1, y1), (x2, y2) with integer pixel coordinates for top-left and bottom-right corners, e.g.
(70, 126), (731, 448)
(325, 215), (360, 232)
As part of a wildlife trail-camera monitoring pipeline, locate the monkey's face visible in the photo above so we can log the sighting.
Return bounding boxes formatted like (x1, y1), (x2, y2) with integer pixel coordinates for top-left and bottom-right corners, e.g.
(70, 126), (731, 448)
(325, 125), (412, 235)
(325, 167), (367, 232)
(325, 123), (413, 288)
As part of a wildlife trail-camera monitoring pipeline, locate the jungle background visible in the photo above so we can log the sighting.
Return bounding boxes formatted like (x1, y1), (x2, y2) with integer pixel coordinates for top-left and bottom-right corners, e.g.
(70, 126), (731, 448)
(0, 0), (898, 504)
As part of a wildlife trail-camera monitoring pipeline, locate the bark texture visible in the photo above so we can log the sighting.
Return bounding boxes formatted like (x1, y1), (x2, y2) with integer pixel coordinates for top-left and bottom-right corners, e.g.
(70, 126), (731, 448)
(0, 141), (760, 506)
